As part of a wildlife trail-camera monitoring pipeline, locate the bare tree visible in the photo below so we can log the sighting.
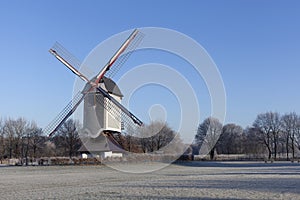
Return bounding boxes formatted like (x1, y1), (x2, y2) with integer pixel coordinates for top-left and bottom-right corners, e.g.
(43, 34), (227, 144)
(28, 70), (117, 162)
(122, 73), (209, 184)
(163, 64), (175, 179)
(15, 118), (28, 160)
(123, 125), (139, 153)
(21, 128), (30, 165)
(146, 121), (164, 152)
(139, 126), (149, 153)
(138, 121), (178, 153)
(3, 118), (29, 160)
(217, 123), (243, 154)
(253, 115), (272, 159)
(0, 118), (5, 163)
(30, 127), (43, 159)
(22, 121), (43, 164)
(281, 112), (299, 160)
(253, 112), (281, 160)
(195, 117), (223, 160)
(55, 119), (81, 158)
(295, 116), (300, 154)
(270, 112), (281, 159)
(242, 127), (265, 155)
(3, 119), (14, 159)
(156, 123), (176, 150)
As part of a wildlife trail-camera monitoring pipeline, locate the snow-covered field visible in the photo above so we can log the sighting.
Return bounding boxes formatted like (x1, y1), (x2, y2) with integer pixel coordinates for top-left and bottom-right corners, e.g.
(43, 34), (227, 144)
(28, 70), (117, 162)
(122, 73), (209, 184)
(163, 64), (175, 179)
(0, 161), (299, 199)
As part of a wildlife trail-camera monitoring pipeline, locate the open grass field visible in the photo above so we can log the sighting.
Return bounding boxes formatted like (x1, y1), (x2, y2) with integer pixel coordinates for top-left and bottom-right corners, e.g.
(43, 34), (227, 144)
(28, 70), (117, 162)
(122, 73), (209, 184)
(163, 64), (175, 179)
(0, 161), (299, 199)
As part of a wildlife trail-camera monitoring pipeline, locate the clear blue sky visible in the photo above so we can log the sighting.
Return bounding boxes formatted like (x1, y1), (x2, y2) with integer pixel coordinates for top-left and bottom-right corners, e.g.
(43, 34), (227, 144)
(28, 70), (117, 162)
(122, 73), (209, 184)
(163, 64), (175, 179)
(0, 0), (299, 130)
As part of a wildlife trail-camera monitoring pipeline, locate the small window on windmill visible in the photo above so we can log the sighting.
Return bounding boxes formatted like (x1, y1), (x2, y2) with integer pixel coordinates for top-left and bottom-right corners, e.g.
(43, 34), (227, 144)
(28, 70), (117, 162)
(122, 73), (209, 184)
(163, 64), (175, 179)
(121, 121), (125, 130)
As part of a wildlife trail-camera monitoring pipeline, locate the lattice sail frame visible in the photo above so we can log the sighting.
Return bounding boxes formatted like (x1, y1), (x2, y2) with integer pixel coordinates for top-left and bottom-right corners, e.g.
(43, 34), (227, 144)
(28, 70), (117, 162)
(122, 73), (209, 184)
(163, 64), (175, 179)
(95, 91), (141, 136)
(43, 91), (85, 137)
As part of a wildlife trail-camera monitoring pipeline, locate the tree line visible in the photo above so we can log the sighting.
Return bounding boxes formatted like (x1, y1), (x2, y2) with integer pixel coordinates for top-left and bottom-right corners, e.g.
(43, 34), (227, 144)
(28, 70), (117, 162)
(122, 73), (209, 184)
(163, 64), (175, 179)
(0, 118), (81, 164)
(120, 121), (183, 154)
(194, 111), (300, 161)
(1, 111), (300, 163)
(0, 117), (181, 164)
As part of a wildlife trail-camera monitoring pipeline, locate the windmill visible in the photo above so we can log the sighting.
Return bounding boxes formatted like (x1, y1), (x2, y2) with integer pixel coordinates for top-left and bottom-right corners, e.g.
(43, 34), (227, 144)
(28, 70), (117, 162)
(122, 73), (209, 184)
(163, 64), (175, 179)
(43, 29), (144, 154)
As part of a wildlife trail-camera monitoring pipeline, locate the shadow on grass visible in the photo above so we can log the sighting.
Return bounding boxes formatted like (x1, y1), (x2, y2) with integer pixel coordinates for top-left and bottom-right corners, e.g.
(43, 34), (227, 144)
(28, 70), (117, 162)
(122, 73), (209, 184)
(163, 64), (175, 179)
(172, 160), (300, 168)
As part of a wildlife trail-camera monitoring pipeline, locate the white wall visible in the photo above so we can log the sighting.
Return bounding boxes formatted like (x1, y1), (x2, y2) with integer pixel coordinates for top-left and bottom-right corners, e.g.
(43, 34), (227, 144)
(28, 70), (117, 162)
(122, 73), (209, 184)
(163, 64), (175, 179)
(104, 151), (123, 158)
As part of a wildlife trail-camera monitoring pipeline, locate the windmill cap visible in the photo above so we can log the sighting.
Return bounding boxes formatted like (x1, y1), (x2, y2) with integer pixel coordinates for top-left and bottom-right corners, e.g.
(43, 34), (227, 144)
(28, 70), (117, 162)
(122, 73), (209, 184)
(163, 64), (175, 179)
(102, 76), (123, 97)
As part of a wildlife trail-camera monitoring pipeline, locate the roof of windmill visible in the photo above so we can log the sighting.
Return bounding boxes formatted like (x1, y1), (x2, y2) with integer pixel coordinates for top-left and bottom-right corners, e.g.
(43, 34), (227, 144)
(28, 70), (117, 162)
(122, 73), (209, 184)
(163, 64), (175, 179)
(102, 76), (123, 97)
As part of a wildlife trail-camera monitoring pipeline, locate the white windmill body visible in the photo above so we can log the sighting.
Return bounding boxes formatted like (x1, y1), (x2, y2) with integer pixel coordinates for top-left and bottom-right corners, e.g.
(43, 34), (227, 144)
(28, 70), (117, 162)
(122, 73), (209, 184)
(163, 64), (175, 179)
(83, 76), (123, 137)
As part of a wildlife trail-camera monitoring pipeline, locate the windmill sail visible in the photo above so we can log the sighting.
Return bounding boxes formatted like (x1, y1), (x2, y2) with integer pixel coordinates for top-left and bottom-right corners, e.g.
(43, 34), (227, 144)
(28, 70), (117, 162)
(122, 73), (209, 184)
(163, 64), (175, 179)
(95, 29), (144, 84)
(105, 31), (144, 78)
(43, 91), (86, 137)
(49, 42), (90, 82)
